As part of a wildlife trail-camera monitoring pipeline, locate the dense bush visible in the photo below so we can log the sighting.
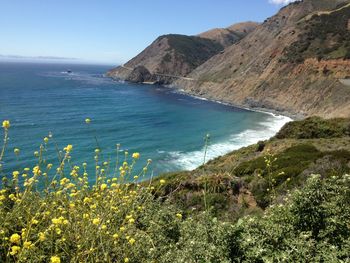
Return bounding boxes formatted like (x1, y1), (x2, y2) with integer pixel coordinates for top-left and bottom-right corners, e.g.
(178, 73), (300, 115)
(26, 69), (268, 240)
(283, 5), (350, 63)
(227, 174), (350, 262)
(275, 116), (350, 139)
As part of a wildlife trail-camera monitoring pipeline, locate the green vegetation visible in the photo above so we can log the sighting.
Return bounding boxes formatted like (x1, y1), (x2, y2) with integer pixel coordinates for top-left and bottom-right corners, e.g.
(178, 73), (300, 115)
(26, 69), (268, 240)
(1, 117), (350, 262)
(283, 5), (350, 63)
(228, 174), (350, 262)
(276, 116), (350, 139)
(163, 34), (223, 68)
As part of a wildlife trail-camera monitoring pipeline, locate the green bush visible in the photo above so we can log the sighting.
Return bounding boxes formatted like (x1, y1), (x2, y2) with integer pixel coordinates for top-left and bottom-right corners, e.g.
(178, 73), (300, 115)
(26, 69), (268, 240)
(275, 117), (350, 139)
(227, 174), (350, 262)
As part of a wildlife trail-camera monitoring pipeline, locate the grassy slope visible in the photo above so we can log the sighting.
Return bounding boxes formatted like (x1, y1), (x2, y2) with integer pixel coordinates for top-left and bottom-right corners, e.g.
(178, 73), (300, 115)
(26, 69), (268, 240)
(152, 117), (350, 220)
(163, 34), (224, 68)
(283, 4), (350, 62)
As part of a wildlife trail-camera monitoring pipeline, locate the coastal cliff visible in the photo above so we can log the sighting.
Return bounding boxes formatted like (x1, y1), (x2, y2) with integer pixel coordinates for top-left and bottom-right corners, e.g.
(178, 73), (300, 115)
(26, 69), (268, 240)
(175, 0), (350, 118)
(108, 0), (350, 118)
(106, 22), (258, 84)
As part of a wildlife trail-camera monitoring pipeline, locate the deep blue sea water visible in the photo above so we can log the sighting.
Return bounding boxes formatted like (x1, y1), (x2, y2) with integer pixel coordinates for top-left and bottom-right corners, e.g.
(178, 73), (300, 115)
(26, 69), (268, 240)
(0, 62), (291, 180)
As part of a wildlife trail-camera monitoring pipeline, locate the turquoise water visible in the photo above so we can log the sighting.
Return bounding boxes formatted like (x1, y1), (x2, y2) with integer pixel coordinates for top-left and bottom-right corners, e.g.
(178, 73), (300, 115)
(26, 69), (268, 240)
(0, 62), (290, 180)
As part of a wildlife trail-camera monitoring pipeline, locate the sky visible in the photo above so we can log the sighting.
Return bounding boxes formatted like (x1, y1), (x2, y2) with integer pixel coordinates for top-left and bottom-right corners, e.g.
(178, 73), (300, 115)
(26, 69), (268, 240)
(0, 0), (297, 65)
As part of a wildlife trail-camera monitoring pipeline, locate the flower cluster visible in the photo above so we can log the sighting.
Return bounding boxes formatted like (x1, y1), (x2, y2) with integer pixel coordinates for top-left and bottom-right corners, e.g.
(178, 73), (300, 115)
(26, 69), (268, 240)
(0, 119), (185, 262)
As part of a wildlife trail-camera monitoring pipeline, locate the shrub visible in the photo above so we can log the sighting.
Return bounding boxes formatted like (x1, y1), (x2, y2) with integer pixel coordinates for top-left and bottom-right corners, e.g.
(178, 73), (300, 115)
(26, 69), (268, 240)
(275, 117), (350, 139)
(0, 120), (231, 263)
(227, 174), (350, 262)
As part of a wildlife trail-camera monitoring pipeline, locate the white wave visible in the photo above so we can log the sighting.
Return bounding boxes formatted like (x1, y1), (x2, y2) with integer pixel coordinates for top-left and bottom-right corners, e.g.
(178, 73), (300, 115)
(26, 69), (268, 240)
(165, 114), (292, 171)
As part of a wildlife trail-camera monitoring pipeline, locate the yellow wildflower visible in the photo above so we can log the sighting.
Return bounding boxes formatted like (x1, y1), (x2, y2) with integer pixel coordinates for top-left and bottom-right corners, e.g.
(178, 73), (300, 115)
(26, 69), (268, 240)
(23, 241), (33, 249)
(124, 258), (129, 263)
(85, 118), (91, 124)
(64, 144), (73, 153)
(160, 179), (166, 185)
(132, 152), (140, 159)
(10, 233), (21, 244)
(92, 218), (100, 225)
(113, 233), (119, 239)
(44, 137), (49, 143)
(12, 171), (19, 179)
(2, 120), (10, 129)
(14, 148), (20, 155)
(33, 166), (41, 176)
(51, 256), (61, 263)
(55, 228), (61, 235)
(10, 246), (20, 255)
(83, 197), (92, 204)
(176, 213), (183, 219)
(128, 238), (136, 245)
(100, 183), (107, 191)
(9, 194), (16, 201)
(38, 232), (46, 241)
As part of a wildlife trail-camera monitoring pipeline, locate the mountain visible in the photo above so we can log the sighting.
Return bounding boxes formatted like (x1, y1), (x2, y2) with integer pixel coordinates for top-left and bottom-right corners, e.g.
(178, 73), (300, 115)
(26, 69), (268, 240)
(175, 0), (350, 118)
(106, 22), (257, 84)
(198, 21), (259, 47)
(108, 0), (350, 118)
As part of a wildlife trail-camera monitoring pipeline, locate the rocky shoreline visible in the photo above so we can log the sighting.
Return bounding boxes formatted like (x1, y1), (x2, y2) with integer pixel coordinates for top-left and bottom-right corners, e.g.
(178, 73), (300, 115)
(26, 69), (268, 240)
(107, 72), (300, 121)
(169, 85), (303, 120)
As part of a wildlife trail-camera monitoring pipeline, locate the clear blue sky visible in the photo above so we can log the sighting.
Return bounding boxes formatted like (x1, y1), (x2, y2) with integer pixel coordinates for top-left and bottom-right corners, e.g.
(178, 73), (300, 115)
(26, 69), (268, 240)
(0, 0), (293, 65)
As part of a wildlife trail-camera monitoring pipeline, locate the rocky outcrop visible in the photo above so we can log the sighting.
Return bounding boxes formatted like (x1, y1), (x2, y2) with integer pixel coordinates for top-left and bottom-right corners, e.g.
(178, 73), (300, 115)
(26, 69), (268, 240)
(126, 66), (154, 83)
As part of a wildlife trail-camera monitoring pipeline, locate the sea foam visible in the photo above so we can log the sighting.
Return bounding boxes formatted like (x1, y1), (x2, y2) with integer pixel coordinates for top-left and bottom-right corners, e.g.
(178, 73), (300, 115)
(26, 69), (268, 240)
(166, 114), (292, 171)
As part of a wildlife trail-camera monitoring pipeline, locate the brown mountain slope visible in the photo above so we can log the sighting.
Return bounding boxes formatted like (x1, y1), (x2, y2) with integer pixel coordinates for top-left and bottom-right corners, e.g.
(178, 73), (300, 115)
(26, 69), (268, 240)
(175, 0), (350, 118)
(106, 34), (223, 83)
(198, 21), (258, 47)
(107, 22), (257, 83)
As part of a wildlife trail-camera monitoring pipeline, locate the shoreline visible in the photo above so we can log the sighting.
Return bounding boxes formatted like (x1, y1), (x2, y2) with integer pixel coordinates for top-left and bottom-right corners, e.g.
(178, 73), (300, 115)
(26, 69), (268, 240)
(107, 76), (296, 171)
(167, 86), (301, 121)
(108, 75), (303, 121)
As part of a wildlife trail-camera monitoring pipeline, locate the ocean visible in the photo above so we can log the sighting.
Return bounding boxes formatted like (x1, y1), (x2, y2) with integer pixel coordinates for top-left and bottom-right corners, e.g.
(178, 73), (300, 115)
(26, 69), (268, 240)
(0, 62), (291, 180)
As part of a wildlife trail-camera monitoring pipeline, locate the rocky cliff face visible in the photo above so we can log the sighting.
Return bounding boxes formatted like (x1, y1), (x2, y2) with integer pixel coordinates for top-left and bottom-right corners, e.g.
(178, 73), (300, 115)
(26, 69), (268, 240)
(108, 0), (350, 118)
(175, 0), (350, 118)
(106, 23), (257, 84)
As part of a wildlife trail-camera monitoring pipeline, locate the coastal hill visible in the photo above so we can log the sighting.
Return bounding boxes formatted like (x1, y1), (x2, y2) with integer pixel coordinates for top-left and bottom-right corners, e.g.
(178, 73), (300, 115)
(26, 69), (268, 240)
(176, 0), (350, 118)
(108, 0), (350, 118)
(152, 116), (350, 220)
(198, 21), (259, 47)
(106, 22), (258, 84)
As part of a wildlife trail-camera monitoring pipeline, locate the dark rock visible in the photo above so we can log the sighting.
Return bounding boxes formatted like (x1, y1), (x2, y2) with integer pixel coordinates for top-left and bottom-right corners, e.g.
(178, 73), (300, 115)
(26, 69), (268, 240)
(126, 66), (154, 83)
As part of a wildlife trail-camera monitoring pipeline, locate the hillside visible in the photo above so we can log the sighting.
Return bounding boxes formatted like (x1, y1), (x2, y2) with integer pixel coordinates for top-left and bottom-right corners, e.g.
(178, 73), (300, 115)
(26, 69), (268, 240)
(175, 0), (350, 118)
(198, 21), (258, 48)
(106, 22), (257, 84)
(108, 0), (350, 118)
(152, 117), (350, 220)
(1, 117), (350, 262)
